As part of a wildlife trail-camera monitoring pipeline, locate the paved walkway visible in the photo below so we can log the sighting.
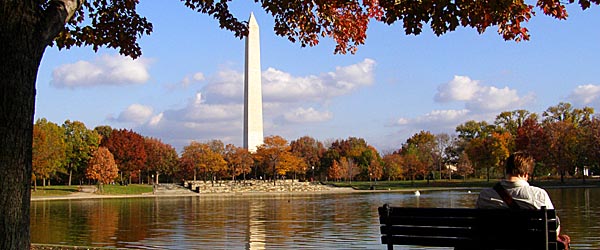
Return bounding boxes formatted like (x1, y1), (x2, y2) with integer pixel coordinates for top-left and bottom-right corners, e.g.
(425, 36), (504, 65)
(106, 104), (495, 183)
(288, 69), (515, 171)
(185, 179), (343, 193)
(30, 182), (359, 201)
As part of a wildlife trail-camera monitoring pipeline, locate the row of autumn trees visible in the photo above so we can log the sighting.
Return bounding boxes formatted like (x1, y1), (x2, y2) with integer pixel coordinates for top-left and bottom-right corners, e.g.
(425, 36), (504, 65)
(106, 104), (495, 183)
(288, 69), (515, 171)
(32, 102), (600, 188)
(32, 119), (178, 189)
(391, 102), (600, 183)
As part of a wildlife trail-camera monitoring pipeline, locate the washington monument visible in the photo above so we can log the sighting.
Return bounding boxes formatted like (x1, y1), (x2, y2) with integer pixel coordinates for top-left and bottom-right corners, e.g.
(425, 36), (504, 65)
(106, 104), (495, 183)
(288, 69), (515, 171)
(243, 13), (264, 153)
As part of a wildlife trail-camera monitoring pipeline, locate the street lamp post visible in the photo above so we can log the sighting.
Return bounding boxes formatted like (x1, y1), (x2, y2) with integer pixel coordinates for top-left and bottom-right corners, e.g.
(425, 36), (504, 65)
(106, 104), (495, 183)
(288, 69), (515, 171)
(311, 166), (315, 183)
(151, 174), (155, 194)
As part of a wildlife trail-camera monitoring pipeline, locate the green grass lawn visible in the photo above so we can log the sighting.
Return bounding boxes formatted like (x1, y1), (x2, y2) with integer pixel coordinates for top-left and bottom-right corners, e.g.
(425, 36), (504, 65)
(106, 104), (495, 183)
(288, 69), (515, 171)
(99, 184), (153, 195)
(31, 185), (79, 197)
(31, 184), (154, 197)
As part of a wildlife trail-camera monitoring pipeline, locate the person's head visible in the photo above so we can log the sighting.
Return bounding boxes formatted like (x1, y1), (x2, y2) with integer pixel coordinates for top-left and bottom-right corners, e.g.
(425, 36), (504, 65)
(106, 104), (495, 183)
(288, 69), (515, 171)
(505, 152), (534, 178)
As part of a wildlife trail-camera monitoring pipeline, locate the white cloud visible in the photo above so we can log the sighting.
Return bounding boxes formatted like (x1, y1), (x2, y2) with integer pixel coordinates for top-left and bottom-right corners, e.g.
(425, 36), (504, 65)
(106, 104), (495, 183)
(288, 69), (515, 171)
(283, 107), (332, 123)
(392, 109), (470, 129)
(419, 109), (471, 124)
(51, 55), (151, 88)
(149, 113), (164, 126)
(181, 72), (206, 88)
(391, 75), (536, 144)
(395, 118), (409, 125)
(261, 68), (325, 102)
(327, 58), (376, 93)
(167, 92), (242, 122)
(115, 104), (154, 124)
(262, 58), (373, 101)
(202, 69), (245, 102)
(435, 75), (480, 102)
(204, 58), (376, 103)
(569, 84), (600, 108)
(435, 75), (534, 112)
(466, 86), (534, 112)
(193, 72), (205, 81)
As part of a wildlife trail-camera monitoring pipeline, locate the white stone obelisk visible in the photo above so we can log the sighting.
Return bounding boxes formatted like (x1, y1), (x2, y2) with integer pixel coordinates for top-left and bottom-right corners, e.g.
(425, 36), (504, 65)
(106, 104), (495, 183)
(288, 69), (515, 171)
(243, 13), (264, 153)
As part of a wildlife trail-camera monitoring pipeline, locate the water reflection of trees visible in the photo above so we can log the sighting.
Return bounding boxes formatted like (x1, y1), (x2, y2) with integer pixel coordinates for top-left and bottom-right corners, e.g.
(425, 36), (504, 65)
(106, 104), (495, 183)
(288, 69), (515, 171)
(30, 200), (72, 244)
(548, 188), (600, 247)
(30, 189), (600, 249)
(87, 200), (119, 244)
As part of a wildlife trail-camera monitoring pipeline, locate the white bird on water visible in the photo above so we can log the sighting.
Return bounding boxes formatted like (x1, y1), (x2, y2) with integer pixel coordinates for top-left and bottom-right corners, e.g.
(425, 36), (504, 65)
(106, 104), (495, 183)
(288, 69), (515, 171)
(414, 190), (421, 196)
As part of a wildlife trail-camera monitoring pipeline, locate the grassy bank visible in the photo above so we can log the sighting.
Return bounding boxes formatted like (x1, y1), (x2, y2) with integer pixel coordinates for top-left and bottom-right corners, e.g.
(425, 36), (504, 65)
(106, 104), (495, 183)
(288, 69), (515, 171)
(100, 184), (153, 195)
(30, 186), (79, 197)
(31, 184), (153, 197)
(326, 178), (600, 191)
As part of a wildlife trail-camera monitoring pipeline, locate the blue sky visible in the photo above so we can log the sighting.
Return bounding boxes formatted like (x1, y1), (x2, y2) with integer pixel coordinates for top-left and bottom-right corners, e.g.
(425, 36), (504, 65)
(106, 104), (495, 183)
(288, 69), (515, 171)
(35, 2), (600, 153)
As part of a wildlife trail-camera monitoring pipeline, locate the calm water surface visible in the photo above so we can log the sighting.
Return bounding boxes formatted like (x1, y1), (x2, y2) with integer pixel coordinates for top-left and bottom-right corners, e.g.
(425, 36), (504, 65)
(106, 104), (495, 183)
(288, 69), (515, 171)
(31, 188), (600, 249)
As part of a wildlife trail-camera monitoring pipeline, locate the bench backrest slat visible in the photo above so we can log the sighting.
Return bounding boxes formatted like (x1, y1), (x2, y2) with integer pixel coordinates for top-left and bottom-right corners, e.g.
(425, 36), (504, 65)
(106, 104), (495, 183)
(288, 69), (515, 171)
(381, 225), (475, 238)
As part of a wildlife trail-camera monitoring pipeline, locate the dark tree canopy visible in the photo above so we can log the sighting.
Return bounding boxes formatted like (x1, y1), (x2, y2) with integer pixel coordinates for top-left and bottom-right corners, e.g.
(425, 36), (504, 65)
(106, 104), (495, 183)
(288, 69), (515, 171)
(51, 0), (600, 57)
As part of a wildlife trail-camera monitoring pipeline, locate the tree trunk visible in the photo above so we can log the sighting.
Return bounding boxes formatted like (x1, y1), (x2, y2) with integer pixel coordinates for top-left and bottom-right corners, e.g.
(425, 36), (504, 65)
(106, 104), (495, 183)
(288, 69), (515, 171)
(69, 169), (72, 186)
(0, 4), (45, 249)
(272, 165), (277, 186)
(1, 0), (81, 247)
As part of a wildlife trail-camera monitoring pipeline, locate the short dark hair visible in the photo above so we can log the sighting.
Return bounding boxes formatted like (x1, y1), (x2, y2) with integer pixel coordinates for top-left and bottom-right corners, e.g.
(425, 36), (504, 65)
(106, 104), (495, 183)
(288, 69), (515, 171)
(505, 152), (534, 176)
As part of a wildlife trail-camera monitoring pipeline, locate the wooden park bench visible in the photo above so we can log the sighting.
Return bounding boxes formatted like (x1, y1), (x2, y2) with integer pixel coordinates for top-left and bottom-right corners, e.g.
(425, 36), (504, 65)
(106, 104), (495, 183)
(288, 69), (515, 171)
(378, 204), (558, 250)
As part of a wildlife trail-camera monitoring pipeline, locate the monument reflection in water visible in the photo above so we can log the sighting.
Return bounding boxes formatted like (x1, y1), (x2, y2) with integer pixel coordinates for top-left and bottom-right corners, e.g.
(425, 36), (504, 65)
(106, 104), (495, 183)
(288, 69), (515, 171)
(31, 188), (600, 250)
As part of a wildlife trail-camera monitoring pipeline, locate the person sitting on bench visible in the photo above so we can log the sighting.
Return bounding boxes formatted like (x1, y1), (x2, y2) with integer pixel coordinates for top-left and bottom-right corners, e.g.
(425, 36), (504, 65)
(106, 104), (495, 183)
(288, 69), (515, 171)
(476, 151), (570, 249)
(476, 152), (554, 210)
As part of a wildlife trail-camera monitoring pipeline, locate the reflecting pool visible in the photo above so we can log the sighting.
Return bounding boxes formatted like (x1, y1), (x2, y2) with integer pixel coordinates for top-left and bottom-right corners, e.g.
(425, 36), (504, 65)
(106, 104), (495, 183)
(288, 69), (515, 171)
(31, 187), (600, 249)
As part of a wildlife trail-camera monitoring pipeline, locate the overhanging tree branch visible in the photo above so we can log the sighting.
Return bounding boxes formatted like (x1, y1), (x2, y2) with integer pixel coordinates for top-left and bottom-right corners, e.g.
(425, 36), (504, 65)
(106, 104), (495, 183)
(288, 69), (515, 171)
(40, 0), (81, 44)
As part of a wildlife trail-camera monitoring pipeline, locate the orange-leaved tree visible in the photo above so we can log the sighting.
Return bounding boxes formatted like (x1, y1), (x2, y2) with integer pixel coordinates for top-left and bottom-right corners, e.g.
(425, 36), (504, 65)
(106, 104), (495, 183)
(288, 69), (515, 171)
(144, 137), (179, 184)
(338, 156), (360, 182)
(290, 136), (325, 179)
(32, 118), (66, 190)
(224, 144), (253, 181)
(255, 135), (290, 185)
(279, 152), (307, 182)
(400, 145), (427, 183)
(382, 153), (403, 181)
(86, 147), (118, 193)
(180, 141), (227, 183)
(180, 141), (204, 182)
(456, 152), (474, 181)
(402, 131), (436, 180)
(327, 159), (343, 182)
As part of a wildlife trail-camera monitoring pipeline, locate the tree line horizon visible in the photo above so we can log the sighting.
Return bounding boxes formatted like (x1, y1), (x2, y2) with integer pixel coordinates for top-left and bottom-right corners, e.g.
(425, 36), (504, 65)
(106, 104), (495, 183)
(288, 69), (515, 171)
(33, 102), (600, 188)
